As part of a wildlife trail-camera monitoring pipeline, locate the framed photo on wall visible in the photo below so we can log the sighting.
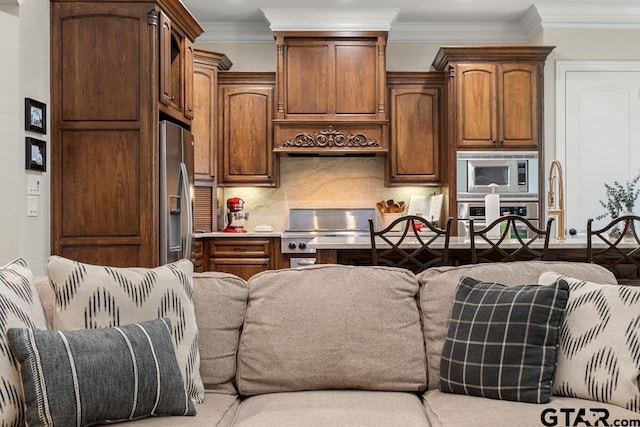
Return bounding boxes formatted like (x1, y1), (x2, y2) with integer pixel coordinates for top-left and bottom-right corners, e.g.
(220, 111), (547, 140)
(25, 137), (46, 172)
(25, 98), (46, 134)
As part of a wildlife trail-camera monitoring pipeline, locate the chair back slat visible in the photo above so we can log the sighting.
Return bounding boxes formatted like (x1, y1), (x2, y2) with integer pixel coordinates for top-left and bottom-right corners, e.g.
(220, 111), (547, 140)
(369, 216), (453, 273)
(587, 215), (640, 281)
(469, 215), (553, 263)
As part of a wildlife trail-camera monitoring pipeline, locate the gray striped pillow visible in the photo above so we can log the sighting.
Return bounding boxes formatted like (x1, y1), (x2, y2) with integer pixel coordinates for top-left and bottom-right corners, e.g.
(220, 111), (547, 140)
(7, 318), (195, 426)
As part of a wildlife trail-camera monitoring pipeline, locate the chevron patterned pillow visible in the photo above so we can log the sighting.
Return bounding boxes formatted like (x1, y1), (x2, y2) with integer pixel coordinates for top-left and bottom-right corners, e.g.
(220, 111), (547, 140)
(46, 256), (204, 403)
(539, 271), (640, 413)
(0, 258), (49, 426)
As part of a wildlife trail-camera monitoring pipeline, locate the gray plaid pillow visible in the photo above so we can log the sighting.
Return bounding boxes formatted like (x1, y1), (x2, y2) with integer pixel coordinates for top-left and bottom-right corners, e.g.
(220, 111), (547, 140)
(439, 276), (569, 403)
(8, 318), (195, 426)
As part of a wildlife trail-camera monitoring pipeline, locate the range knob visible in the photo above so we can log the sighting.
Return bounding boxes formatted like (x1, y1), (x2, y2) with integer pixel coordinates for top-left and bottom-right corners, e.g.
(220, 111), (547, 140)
(298, 242), (307, 250)
(288, 242), (297, 250)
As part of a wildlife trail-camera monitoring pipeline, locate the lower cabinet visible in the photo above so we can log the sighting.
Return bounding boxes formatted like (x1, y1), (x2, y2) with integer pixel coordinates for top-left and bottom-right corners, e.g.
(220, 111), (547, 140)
(203, 237), (278, 280)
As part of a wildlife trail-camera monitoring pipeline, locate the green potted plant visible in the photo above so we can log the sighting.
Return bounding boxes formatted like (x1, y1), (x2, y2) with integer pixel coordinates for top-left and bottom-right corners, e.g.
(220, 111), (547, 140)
(596, 172), (640, 236)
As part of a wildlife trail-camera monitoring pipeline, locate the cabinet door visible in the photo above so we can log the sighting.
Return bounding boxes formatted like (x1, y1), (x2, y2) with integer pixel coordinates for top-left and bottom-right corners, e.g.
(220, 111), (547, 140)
(388, 87), (441, 184)
(208, 258), (270, 281)
(159, 10), (173, 106)
(184, 38), (194, 119)
(498, 63), (538, 148)
(193, 63), (216, 179)
(51, 2), (156, 267)
(218, 85), (276, 186)
(455, 63), (498, 148)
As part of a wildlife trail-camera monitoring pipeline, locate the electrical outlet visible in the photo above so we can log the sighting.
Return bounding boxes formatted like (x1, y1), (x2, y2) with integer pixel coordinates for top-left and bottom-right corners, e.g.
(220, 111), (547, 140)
(27, 175), (41, 195)
(27, 196), (38, 217)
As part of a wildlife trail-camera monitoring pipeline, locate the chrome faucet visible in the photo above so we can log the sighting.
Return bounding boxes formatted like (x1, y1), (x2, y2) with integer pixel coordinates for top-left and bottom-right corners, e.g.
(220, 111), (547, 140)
(547, 159), (566, 241)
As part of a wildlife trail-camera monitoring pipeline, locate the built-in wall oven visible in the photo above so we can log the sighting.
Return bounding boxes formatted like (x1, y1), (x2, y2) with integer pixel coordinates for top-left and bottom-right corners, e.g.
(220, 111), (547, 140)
(456, 151), (539, 200)
(457, 201), (540, 238)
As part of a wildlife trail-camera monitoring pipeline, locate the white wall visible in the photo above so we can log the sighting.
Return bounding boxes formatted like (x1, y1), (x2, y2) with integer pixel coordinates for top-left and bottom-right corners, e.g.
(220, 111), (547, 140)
(0, 1), (50, 275)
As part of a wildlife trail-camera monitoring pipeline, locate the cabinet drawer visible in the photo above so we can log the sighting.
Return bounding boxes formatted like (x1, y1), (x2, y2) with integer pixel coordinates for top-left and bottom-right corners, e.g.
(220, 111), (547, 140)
(209, 239), (272, 258)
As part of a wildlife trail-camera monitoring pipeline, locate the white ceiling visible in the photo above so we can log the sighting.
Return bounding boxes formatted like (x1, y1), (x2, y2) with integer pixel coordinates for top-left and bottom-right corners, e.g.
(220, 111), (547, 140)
(183, 1), (640, 43)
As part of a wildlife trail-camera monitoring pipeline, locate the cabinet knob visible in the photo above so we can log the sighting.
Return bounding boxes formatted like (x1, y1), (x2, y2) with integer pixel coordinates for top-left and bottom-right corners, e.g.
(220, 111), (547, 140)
(187, 107), (192, 112)
(170, 95), (175, 101)
(569, 228), (577, 236)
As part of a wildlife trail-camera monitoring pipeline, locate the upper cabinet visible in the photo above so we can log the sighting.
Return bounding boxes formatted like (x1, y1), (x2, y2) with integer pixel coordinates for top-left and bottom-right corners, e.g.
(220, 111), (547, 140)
(386, 72), (446, 185)
(158, 7), (201, 125)
(50, 0), (202, 267)
(274, 32), (387, 121)
(217, 72), (277, 187)
(433, 46), (554, 150)
(193, 49), (232, 181)
(272, 32), (389, 155)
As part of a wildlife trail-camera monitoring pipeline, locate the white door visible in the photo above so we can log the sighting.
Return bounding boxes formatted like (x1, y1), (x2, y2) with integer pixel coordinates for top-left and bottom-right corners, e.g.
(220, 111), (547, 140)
(556, 62), (640, 235)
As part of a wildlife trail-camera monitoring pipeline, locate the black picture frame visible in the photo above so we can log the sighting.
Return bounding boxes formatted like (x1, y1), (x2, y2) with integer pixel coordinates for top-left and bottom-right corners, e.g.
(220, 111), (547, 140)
(25, 98), (46, 134)
(25, 137), (46, 172)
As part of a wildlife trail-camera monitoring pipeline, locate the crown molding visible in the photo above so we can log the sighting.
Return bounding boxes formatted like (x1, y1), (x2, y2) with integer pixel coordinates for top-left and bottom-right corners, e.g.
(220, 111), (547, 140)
(535, 4), (640, 28)
(197, 22), (273, 43)
(196, 4), (640, 44)
(260, 8), (399, 32)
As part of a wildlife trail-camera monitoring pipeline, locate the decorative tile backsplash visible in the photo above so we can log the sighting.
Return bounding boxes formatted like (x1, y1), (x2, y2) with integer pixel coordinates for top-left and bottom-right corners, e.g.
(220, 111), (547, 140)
(219, 156), (440, 231)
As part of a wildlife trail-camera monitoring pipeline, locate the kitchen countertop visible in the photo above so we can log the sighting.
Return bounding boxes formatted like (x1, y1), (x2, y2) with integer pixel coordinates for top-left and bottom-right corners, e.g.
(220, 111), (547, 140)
(307, 235), (637, 250)
(195, 231), (282, 238)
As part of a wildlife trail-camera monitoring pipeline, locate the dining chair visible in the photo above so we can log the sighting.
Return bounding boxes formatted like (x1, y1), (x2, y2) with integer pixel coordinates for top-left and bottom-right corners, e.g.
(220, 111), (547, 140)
(587, 215), (640, 284)
(368, 215), (453, 273)
(469, 215), (553, 263)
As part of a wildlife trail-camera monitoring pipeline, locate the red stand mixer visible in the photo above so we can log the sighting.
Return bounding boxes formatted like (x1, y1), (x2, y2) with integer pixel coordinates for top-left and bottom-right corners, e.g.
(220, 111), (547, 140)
(223, 197), (249, 232)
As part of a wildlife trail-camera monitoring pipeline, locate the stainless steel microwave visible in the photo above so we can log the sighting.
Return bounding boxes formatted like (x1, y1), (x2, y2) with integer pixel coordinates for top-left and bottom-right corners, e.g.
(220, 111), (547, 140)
(456, 151), (539, 199)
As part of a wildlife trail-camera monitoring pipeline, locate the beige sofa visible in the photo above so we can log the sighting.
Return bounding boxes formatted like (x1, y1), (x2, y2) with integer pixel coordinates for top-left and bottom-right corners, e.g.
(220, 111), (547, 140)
(34, 262), (640, 426)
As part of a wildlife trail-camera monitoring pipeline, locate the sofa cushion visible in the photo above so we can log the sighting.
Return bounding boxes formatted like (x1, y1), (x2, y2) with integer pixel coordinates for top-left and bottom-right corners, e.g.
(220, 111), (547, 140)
(418, 261), (617, 390)
(539, 271), (640, 413)
(8, 318), (195, 426)
(0, 258), (49, 426)
(193, 272), (248, 394)
(46, 256), (204, 402)
(439, 276), (568, 403)
(233, 390), (428, 427)
(236, 265), (427, 395)
(422, 389), (639, 427)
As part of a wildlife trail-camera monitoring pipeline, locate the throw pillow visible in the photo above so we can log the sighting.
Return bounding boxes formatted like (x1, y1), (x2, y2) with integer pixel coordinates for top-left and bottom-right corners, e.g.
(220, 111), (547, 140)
(439, 276), (569, 403)
(539, 271), (640, 413)
(46, 255), (204, 402)
(0, 258), (49, 426)
(8, 318), (195, 426)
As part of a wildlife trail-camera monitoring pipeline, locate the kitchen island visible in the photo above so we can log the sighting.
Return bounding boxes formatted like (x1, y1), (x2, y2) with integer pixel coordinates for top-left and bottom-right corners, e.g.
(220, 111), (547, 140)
(307, 235), (636, 266)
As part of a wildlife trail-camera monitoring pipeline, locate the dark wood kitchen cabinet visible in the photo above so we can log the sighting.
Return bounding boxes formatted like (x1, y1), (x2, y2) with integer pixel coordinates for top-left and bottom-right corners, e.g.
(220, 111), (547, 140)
(217, 72), (277, 186)
(273, 31), (387, 121)
(386, 72), (446, 185)
(50, 0), (202, 267)
(205, 237), (278, 280)
(192, 49), (232, 233)
(433, 46), (554, 150)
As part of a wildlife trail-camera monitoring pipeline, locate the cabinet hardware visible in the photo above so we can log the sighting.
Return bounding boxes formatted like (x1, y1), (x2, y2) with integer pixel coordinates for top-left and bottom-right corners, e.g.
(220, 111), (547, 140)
(232, 247), (246, 252)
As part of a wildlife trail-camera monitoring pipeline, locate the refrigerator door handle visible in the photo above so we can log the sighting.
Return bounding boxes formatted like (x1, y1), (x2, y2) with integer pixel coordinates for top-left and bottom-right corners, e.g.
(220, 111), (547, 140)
(179, 162), (193, 261)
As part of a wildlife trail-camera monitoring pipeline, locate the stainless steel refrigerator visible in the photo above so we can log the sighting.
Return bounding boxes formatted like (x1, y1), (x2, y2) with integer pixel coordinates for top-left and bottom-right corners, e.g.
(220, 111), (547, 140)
(159, 120), (194, 265)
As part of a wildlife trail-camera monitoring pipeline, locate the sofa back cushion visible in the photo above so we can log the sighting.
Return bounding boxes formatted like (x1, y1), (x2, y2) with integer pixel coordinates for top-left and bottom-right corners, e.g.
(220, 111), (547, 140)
(417, 261), (617, 390)
(193, 272), (248, 394)
(236, 264), (427, 396)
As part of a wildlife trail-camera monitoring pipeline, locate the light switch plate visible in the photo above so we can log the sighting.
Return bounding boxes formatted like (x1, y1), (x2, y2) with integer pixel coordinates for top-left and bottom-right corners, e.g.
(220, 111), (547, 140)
(27, 175), (41, 195)
(27, 196), (38, 217)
